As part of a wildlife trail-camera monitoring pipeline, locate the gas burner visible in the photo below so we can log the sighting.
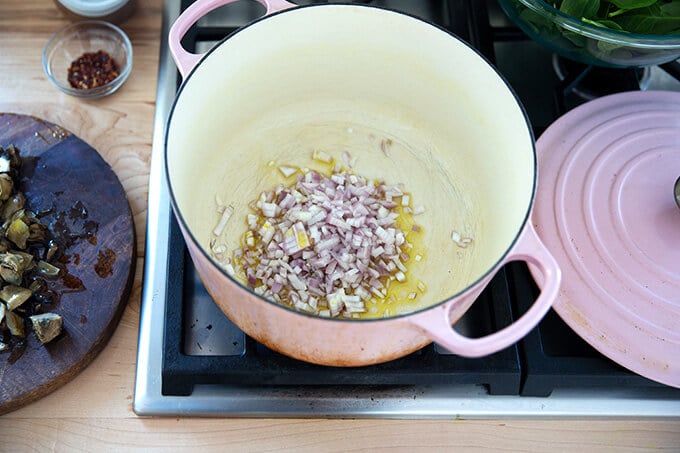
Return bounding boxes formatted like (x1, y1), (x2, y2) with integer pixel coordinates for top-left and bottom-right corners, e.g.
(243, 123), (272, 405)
(552, 55), (650, 101)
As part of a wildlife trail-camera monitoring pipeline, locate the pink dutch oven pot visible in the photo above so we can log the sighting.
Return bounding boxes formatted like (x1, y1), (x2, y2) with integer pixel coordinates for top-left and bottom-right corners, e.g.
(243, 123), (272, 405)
(165, 0), (561, 366)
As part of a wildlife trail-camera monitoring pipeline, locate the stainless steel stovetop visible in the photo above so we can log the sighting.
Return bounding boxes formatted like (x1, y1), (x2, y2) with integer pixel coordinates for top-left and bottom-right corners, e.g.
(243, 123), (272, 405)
(133, 0), (680, 418)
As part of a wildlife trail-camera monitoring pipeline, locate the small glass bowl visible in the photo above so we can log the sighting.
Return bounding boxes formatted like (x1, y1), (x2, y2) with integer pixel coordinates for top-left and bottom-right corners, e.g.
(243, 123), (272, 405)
(498, 0), (680, 68)
(42, 20), (133, 99)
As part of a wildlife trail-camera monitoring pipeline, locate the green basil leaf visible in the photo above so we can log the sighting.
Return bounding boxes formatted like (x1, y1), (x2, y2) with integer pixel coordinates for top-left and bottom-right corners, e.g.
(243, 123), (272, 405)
(519, 7), (558, 32)
(544, 1), (680, 37)
(613, 14), (680, 33)
(660, 1), (680, 16)
(584, 0), (602, 16)
(560, 0), (601, 18)
(608, 0), (658, 9)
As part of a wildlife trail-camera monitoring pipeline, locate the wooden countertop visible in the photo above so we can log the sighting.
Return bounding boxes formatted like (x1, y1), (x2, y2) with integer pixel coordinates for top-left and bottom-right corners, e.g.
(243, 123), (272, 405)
(1, 1), (679, 450)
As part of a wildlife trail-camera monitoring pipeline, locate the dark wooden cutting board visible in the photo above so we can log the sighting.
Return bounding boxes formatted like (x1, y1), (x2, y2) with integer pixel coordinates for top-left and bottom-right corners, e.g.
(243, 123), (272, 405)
(0, 113), (136, 415)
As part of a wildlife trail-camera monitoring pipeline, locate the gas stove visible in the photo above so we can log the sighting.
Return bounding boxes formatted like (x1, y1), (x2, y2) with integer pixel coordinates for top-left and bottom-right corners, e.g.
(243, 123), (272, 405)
(133, 0), (680, 417)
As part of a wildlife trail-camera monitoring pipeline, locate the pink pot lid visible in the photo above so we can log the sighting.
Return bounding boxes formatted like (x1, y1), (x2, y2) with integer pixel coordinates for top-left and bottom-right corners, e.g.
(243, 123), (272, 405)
(532, 90), (680, 388)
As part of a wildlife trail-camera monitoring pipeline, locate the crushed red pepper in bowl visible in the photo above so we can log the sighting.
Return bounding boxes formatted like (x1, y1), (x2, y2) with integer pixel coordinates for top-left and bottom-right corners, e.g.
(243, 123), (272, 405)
(67, 50), (120, 90)
(42, 21), (132, 99)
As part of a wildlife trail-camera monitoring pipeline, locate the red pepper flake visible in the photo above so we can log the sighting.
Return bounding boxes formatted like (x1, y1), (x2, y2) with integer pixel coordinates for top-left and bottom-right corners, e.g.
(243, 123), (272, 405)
(67, 50), (120, 90)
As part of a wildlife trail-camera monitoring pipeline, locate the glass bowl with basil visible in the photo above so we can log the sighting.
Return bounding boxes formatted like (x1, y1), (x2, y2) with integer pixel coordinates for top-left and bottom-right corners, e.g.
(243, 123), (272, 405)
(498, 0), (680, 67)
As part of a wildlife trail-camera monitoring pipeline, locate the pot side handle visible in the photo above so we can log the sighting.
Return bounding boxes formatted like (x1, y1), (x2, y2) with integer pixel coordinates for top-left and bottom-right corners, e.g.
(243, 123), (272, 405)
(168, 0), (296, 79)
(410, 223), (561, 358)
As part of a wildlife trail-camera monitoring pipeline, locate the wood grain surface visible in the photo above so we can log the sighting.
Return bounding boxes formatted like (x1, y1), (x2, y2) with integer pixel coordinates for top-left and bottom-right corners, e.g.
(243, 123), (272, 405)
(0, 113), (136, 415)
(0, 1), (679, 451)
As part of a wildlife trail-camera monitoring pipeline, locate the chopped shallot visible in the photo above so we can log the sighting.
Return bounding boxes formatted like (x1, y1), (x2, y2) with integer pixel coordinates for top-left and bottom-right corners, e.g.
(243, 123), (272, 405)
(278, 165), (298, 177)
(417, 280), (427, 292)
(230, 165), (423, 318)
(312, 149), (333, 163)
(212, 205), (233, 236)
(451, 230), (474, 248)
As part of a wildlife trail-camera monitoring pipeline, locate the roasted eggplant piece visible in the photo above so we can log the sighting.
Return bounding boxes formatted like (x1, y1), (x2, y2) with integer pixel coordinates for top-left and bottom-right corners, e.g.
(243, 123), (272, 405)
(28, 221), (48, 244)
(37, 260), (60, 278)
(7, 215), (30, 249)
(0, 284), (33, 311)
(29, 313), (63, 344)
(0, 237), (13, 254)
(5, 309), (25, 337)
(1, 192), (25, 222)
(0, 145), (66, 353)
(0, 251), (33, 286)
(0, 174), (13, 201)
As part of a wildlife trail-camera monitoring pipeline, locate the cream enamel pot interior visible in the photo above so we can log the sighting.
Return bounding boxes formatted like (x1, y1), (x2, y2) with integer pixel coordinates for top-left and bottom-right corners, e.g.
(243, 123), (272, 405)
(166, 0), (561, 366)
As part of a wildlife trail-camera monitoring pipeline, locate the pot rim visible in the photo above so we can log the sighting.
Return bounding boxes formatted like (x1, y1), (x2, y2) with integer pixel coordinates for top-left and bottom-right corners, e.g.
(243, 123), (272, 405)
(164, 2), (538, 323)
